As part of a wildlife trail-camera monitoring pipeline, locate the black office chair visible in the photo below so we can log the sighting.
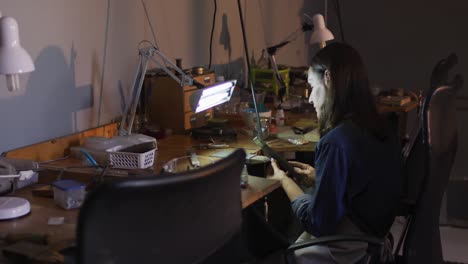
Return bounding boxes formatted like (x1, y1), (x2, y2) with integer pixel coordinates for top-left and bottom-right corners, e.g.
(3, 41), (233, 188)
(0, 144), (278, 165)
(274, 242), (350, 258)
(394, 53), (463, 263)
(76, 148), (246, 264)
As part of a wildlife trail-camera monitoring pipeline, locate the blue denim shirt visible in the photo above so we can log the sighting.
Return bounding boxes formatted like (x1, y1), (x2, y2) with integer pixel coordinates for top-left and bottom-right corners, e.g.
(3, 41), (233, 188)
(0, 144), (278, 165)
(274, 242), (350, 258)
(291, 120), (402, 237)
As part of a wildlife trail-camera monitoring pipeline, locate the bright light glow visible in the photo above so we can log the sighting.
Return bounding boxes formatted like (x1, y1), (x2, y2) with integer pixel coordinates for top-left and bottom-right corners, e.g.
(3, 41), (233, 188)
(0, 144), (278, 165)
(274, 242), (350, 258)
(190, 80), (237, 113)
(197, 93), (230, 111)
(0, 15), (35, 91)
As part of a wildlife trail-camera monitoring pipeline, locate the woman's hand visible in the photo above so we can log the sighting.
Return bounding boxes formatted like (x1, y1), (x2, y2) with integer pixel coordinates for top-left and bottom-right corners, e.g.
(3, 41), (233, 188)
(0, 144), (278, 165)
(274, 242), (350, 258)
(268, 159), (305, 201)
(289, 161), (315, 177)
(268, 159), (288, 183)
(288, 161), (316, 187)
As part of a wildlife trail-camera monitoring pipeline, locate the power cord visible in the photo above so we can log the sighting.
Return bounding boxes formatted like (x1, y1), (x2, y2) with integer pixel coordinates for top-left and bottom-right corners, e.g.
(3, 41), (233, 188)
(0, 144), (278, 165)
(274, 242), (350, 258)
(141, 0), (160, 49)
(141, 0), (168, 68)
(208, 0), (217, 69)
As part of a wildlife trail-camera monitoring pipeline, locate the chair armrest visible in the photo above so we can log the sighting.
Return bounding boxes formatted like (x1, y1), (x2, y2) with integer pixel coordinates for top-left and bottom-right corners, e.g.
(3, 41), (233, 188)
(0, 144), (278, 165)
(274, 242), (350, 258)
(284, 234), (384, 264)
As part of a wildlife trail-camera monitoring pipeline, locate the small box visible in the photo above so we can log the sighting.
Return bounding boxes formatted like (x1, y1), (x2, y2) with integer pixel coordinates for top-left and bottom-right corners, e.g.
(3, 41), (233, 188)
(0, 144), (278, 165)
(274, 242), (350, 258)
(52, 180), (86, 209)
(16, 171), (39, 189)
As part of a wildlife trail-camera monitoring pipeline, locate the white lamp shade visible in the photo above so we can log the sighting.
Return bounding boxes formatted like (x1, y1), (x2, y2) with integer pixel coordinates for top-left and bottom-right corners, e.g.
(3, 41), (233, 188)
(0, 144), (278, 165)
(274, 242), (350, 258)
(0, 16), (35, 74)
(310, 14), (334, 44)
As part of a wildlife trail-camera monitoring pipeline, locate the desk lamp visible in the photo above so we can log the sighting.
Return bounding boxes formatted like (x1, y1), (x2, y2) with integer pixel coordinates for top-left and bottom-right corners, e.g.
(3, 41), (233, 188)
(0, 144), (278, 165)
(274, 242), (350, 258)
(0, 13), (35, 91)
(266, 14), (334, 103)
(237, 4), (334, 178)
(237, 1), (333, 141)
(0, 12), (34, 220)
(119, 41), (237, 139)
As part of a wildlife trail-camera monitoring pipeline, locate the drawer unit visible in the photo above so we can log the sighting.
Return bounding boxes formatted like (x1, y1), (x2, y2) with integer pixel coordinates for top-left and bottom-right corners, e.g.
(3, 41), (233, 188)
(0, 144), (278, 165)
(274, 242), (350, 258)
(146, 71), (215, 134)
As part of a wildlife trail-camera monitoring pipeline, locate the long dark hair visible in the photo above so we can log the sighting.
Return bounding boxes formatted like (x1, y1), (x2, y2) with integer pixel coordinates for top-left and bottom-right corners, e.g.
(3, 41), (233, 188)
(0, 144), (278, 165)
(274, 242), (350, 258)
(311, 43), (384, 139)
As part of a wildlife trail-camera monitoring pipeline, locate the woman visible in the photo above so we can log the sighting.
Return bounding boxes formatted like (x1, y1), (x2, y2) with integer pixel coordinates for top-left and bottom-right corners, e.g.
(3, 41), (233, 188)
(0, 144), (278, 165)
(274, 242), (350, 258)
(269, 43), (402, 263)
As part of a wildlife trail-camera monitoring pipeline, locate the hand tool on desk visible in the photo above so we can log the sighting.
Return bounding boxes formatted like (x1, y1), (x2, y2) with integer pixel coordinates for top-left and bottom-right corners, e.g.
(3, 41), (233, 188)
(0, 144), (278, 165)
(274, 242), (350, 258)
(79, 149), (100, 170)
(192, 143), (229, 149)
(96, 161), (111, 183)
(292, 126), (314, 135)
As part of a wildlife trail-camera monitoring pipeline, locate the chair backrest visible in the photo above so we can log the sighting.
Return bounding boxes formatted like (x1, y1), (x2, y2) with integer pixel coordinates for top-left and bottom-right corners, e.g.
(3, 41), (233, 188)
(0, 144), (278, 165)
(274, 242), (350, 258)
(76, 148), (246, 264)
(402, 54), (463, 264)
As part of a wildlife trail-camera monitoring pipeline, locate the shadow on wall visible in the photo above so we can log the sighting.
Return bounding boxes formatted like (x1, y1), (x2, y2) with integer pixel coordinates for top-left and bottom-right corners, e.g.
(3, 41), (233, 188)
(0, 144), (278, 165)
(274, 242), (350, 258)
(190, 0), (210, 66)
(219, 13), (232, 61)
(211, 57), (246, 88)
(0, 45), (93, 153)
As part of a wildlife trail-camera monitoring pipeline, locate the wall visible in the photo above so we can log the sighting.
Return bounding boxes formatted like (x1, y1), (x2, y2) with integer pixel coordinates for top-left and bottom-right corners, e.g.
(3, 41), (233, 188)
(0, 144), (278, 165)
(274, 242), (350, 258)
(325, 0), (468, 180)
(327, 0), (468, 94)
(328, 1), (467, 222)
(1, 0), (467, 181)
(0, 0), (144, 152)
(0, 0), (320, 152)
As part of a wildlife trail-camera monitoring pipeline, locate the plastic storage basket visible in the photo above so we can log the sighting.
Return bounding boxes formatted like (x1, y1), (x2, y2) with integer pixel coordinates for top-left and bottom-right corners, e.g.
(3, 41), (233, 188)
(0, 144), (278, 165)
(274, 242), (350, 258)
(107, 143), (157, 169)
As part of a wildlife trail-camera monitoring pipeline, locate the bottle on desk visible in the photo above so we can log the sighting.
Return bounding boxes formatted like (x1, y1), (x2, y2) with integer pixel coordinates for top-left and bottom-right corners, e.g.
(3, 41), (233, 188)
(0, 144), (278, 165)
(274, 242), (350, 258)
(240, 165), (249, 188)
(275, 105), (285, 126)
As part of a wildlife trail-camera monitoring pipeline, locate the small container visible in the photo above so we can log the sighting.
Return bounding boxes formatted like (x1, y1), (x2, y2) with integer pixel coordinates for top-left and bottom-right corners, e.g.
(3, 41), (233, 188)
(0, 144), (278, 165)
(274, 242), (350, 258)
(275, 107), (285, 126)
(245, 155), (271, 177)
(253, 117), (271, 140)
(240, 165), (249, 188)
(52, 180), (86, 210)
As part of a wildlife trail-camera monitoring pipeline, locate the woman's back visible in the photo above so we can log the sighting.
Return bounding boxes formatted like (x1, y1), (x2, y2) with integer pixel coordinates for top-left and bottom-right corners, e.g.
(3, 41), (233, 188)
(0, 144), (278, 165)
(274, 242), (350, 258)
(314, 119), (402, 237)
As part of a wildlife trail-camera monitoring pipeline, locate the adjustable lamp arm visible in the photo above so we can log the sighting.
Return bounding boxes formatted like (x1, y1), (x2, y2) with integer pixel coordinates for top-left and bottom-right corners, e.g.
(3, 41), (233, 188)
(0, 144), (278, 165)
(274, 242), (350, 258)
(119, 44), (198, 136)
(264, 22), (313, 102)
(266, 40), (291, 56)
(263, 15), (332, 102)
(142, 46), (195, 87)
(266, 22), (313, 56)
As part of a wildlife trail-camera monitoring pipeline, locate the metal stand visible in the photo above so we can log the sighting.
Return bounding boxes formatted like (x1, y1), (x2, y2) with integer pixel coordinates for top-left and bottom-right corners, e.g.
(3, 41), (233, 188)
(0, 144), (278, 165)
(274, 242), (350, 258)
(119, 45), (194, 136)
(237, 0), (263, 140)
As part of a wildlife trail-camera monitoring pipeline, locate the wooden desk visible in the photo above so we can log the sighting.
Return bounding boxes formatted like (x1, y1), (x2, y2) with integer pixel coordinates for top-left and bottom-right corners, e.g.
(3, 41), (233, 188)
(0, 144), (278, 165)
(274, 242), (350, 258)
(154, 134), (261, 172)
(0, 176), (279, 247)
(0, 130), (282, 263)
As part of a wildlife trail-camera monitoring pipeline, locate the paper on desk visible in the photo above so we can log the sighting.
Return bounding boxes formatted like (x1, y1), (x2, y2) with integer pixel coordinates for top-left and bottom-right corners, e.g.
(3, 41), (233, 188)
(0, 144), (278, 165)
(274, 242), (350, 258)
(48, 217), (65, 225)
(275, 126), (320, 143)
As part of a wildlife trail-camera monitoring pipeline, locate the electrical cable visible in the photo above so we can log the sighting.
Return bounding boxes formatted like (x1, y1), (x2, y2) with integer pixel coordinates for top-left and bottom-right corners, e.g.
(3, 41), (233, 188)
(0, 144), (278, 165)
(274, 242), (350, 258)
(141, 0), (159, 49)
(97, 0), (111, 126)
(280, 26), (304, 45)
(141, 0), (168, 68)
(208, 0), (217, 69)
(236, 0), (263, 140)
(37, 156), (70, 164)
(333, 0), (345, 42)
